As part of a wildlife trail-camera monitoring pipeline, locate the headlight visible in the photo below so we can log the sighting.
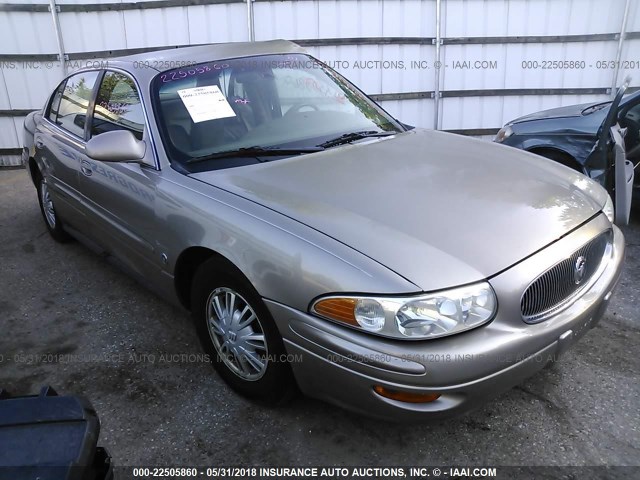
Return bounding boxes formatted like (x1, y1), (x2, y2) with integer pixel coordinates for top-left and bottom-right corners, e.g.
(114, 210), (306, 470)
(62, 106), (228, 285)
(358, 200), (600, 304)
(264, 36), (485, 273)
(603, 194), (615, 223)
(493, 126), (513, 143)
(311, 282), (497, 340)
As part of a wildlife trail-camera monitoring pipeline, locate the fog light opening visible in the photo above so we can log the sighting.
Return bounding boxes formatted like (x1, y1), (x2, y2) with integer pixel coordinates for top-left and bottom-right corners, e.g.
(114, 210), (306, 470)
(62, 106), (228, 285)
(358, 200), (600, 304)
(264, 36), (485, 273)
(373, 385), (441, 404)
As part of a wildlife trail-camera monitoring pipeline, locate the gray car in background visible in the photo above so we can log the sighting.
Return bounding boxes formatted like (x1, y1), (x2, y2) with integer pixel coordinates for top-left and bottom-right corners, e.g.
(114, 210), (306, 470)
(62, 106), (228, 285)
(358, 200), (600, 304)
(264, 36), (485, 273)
(22, 40), (625, 420)
(495, 79), (638, 225)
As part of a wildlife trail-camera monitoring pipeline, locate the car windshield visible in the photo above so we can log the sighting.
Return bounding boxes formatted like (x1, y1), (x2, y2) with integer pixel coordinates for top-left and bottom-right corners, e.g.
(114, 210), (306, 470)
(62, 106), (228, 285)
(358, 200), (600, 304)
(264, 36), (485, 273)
(151, 53), (403, 169)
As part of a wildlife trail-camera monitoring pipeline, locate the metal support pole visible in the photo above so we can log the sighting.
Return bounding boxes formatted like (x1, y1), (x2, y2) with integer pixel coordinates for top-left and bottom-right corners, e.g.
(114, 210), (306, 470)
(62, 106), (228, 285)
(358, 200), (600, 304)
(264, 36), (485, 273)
(433, 0), (442, 130)
(48, 0), (67, 75)
(246, 0), (255, 42)
(611, 0), (631, 96)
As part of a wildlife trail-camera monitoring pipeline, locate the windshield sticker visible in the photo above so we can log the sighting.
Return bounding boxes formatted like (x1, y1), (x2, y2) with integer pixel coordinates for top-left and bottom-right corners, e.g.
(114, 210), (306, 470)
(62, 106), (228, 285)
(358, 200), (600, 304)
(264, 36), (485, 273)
(159, 63), (229, 83)
(177, 85), (236, 123)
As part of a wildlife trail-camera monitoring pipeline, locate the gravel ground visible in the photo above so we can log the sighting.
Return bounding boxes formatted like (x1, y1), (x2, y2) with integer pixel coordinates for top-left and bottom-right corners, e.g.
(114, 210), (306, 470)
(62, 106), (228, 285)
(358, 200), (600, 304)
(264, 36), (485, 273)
(0, 168), (639, 469)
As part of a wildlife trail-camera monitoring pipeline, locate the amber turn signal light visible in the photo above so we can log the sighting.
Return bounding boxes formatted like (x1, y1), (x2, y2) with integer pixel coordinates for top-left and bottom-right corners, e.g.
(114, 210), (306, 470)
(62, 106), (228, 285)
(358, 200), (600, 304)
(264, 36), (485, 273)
(313, 298), (359, 326)
(373, 385), (441, 403)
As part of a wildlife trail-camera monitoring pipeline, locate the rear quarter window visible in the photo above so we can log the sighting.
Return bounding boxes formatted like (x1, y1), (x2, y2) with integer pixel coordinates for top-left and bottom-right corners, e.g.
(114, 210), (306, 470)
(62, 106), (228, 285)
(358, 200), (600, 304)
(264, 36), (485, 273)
(46, 82), (65, 122)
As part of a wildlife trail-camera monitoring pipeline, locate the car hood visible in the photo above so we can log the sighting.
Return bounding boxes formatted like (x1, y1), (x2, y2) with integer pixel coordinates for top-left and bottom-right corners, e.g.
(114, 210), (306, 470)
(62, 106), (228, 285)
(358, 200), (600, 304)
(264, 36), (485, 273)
(190, 129), (607, 291)
(510, 102), (608, 124)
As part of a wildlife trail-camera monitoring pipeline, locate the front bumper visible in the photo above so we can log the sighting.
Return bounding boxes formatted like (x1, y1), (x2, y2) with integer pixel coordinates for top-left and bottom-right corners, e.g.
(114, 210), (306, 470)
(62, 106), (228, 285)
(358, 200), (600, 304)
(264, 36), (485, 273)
(266, 215), (625, 421)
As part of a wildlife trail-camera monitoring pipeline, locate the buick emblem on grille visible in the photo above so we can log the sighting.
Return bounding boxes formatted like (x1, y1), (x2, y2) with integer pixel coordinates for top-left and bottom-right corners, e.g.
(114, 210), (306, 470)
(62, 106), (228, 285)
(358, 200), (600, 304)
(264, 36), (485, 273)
(574, 256), (587, 284)
(521, 231), (610, 323)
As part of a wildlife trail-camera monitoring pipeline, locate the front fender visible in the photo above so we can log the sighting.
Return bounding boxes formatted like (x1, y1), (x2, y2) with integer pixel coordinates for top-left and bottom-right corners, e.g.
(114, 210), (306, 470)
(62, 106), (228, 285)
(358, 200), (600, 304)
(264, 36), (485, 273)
(504, 134), (595, 168)
(158, 170), (420, 312)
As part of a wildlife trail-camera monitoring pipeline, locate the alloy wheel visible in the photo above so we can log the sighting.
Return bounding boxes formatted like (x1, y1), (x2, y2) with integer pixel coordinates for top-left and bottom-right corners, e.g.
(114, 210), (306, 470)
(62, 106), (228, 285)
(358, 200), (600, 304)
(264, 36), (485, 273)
(40, 181), (56, 228)
(206, 287), (269, 381)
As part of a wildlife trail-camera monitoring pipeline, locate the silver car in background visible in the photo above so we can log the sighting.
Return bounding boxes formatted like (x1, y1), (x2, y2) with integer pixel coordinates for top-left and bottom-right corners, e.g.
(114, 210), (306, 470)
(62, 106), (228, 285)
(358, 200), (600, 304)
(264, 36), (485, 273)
(23, 40), (625, 420)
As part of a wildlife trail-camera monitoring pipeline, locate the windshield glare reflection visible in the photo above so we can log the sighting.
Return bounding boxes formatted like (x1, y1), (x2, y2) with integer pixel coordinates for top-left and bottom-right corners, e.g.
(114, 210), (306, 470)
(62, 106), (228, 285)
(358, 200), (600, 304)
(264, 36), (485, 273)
(152, 54), (402, 167)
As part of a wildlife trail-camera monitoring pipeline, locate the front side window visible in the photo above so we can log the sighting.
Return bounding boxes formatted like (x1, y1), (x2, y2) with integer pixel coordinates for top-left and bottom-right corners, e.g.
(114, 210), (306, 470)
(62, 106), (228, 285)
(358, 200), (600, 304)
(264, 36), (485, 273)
(91, 72), (145, 140)
(151, 54), (403, 169)
(54, 71), (100, 138)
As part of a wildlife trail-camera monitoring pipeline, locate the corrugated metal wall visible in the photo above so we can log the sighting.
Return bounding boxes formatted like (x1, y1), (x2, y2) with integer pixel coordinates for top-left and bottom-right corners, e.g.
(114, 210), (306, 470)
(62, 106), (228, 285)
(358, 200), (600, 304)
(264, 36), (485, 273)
(1, 0), (638, 165)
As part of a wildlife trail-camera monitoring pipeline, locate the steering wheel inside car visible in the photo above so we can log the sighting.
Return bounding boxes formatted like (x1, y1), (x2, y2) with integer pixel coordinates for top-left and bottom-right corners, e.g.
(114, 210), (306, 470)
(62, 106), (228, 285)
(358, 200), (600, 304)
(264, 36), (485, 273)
(284, 103), (319, 116)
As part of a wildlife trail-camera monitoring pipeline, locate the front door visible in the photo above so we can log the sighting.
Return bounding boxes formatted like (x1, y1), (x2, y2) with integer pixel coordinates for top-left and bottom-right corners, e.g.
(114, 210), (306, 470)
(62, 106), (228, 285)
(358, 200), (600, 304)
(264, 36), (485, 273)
(76, 70), (162, 282)
(585, 77), (633, 225)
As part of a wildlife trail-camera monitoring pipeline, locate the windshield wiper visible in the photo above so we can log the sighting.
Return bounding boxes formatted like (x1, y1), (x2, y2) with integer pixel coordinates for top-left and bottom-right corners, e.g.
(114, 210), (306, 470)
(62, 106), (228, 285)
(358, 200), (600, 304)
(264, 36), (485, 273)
(318, 130), (398, 149)
(186, 146), (324, 164)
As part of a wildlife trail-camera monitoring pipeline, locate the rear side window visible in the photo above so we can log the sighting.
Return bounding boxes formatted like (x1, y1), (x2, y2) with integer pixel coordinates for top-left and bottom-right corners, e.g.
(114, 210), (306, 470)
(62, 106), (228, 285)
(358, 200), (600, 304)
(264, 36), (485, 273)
(91, 72), (145, 140)
(54, 71), (100, 138)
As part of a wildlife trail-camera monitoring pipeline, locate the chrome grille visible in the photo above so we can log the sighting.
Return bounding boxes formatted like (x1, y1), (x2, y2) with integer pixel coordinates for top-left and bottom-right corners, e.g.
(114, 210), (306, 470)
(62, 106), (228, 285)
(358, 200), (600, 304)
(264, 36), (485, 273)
(521, 230), (612, 323)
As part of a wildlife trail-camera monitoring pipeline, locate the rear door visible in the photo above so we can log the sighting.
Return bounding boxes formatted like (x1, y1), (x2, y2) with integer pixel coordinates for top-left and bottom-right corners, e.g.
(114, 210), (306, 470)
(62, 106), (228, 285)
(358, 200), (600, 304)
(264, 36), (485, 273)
(76, 70), (162, 281)
(584, 78), (632, 224)
(34, 71), (101, 230)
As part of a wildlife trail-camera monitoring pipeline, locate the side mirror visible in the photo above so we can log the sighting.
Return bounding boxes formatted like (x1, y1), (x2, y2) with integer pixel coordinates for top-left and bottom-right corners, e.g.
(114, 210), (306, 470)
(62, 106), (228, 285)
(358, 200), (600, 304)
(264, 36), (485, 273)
(86, 130), (146, 162)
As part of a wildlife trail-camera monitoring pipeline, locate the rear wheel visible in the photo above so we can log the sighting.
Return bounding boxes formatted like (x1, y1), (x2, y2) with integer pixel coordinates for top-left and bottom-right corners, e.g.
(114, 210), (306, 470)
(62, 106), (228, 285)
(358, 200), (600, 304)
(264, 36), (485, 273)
(191, 259), (295, 404)
(36, 175), (71, 243)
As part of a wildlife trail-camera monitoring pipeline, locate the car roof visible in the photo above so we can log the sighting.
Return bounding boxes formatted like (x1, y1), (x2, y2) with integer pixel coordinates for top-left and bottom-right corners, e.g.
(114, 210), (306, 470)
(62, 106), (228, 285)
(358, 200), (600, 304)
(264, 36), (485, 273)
(113, 39), (307, 71)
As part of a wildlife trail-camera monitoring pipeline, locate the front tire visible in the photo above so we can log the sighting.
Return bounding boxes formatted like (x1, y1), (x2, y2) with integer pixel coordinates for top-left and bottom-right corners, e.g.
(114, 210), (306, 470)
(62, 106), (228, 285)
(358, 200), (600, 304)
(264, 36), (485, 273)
(36, 175), (71, 243)
(191, 259), (295, 404)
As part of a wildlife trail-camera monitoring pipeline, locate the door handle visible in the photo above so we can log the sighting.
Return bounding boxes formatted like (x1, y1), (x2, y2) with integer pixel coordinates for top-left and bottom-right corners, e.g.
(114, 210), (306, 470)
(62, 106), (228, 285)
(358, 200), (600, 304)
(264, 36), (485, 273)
(35, 139), (45, 149)
(80, 159), (93, 176)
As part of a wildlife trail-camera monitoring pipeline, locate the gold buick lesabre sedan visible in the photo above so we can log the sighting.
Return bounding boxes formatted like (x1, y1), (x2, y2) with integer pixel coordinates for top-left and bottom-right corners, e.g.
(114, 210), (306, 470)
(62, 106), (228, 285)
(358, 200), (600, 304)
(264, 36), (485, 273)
(22, 40), (625, 420)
